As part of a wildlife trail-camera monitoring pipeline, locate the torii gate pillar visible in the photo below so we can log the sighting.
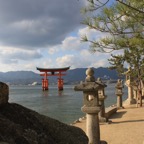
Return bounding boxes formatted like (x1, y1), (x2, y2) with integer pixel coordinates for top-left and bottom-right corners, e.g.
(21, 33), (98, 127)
(58, 78), (64, 91)
(42, 72), (49, 91)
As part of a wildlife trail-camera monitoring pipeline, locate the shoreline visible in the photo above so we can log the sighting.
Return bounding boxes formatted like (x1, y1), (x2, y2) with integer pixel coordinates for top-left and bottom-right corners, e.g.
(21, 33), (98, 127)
(70, 103), (117, 125)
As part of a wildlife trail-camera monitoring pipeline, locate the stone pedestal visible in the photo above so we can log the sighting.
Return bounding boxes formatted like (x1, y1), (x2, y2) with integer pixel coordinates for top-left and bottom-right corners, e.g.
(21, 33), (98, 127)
(116, 95), (123, 109)
(133, 89), (137, 100)
(115, 79), (124, 109)
(87, 114), (100, 143)
(96, 78), (107, 122)
(99, 96), (107, 122)
(125, 86), (136, 105)
(82, 106), (100, 144)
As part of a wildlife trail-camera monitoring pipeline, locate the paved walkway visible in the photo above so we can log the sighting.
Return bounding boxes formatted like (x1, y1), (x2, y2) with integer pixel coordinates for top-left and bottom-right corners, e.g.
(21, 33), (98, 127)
(73, 104), (144, 144)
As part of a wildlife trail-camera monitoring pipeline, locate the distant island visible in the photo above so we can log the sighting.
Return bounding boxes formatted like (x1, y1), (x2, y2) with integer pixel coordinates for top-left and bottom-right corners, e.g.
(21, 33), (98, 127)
(0, 67), (123, 85)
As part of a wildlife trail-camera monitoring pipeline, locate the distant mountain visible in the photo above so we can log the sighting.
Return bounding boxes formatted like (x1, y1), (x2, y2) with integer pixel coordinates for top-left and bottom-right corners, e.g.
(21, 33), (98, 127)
(64, 67), (121, 83)
(0, 71), (40, 85)
(0, 67), (121, 85)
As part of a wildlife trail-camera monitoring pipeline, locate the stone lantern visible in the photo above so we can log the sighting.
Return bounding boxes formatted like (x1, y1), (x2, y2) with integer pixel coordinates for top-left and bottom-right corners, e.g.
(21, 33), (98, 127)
(115, 79), (124, 109)
(74, 68), (107, 144)
(123, 67), (136, 104)
(96, 78), (107, 122)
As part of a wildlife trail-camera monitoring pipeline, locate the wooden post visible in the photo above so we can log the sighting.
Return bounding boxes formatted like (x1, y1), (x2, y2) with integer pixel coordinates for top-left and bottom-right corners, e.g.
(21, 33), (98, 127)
(57, 72), (63, 91)
(42, 72), (48, 91)
(58, 78), (63, 91)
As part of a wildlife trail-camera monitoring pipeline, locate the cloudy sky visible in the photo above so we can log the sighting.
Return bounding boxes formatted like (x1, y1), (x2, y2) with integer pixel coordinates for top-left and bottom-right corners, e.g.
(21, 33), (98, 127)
(0, 0), (112, 73)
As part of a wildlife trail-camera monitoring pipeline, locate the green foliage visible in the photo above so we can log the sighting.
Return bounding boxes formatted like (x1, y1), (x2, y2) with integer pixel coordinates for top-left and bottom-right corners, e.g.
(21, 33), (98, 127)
(81, 0), (144, 74)
(108, 54), (125, 75)
(81, 0), (144, 106)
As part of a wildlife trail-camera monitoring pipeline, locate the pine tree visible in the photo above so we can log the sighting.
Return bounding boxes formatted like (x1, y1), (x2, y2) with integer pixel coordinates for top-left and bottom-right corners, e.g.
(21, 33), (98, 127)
(81, 0), (144, 106)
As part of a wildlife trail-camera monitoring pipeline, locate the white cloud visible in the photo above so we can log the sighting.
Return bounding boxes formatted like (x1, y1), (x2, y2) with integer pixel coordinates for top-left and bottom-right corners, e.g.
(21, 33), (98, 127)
(0, 24), (113, 72)
(55, 48), (111, 69)
(62, 36), (81, 50)
(0, 46), (42, 62)
(80, 49), (91, 57)
(56, 54), (86, 69)
(78, 26), (109, 41)
(90, 59), (109, 68)
(56, 55), (74, 67)
(112, 49), (124, 56)
(48, 46), (59, 55)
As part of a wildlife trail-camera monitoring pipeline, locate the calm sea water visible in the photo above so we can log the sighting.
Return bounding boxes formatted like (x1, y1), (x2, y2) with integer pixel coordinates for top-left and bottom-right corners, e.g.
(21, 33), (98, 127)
(9, 84), (128, 124)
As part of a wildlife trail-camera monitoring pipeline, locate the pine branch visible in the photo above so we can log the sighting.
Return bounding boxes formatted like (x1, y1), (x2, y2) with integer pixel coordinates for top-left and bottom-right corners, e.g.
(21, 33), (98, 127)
(116, 0), (144, 14)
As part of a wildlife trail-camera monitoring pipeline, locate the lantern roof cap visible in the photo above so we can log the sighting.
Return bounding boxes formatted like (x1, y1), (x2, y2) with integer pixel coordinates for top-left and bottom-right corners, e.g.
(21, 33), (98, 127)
(74, 81), (104, 92)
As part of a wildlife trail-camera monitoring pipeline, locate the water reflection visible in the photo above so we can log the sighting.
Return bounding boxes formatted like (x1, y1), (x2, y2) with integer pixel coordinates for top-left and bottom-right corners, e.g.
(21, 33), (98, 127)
(42, 91), (49, 97)
(41, 90), (64, 97)
(58, 91), (63, 96)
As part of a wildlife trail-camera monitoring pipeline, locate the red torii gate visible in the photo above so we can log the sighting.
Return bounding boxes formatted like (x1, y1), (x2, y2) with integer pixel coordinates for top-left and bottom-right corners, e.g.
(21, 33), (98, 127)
(37, 66), (70, 91)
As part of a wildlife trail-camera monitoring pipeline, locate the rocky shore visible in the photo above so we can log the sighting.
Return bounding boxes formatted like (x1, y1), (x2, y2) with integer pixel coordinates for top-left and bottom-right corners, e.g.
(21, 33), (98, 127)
(0, 82), (88, 144)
